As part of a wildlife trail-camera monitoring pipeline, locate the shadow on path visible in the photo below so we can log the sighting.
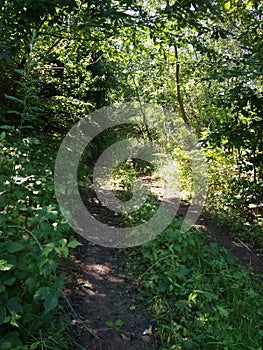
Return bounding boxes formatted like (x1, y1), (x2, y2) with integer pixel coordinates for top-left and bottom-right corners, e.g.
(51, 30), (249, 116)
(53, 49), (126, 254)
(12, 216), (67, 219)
(63, 176), (262, 349)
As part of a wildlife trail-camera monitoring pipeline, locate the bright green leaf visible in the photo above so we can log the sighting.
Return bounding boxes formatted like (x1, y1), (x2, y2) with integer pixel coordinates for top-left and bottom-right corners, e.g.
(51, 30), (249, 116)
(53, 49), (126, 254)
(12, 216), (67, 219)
(67, 240), (82, 248)
(0, 260), (14, 271)
(0, 131), (6, 140)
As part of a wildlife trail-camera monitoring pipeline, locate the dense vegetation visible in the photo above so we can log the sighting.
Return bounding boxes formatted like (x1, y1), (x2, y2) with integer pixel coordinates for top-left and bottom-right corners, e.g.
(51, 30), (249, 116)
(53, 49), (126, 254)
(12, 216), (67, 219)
(126, 219), (263, 349)
(0, 0), (262, 349)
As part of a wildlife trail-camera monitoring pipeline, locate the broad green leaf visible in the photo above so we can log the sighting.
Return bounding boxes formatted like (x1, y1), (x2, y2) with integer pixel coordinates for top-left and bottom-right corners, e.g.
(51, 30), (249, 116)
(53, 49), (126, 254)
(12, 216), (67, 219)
(44, 290), (60, 314)
(34, 287), (51, 301)
(0, 131), (6, 140)
(34, 287), (60, 314)
(6, 297), (23, 315)
(62, 246), (69, 257)
(224, 1), (231, 10)
(58, 238), (67, 247)
(3, 277), (16, 286)
(5, 242), (24, 253)
(54, 274), (64, 289)
(67, 240), (82, 248)
(25, 276), (40, 294)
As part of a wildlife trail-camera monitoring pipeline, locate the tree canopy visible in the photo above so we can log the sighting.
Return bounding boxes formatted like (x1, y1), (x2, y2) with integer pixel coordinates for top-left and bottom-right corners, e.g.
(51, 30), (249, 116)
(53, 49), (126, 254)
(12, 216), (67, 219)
(0, 0), (262, 348)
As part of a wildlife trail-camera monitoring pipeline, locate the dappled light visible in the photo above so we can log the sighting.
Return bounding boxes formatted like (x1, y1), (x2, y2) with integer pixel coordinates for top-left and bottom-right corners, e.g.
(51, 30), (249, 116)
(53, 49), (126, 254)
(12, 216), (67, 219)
(0, 0), (262, 349)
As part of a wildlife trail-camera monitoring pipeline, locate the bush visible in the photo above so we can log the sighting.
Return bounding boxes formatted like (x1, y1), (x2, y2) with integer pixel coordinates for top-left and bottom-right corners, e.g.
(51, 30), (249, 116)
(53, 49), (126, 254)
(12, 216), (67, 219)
(0, 134), (81, 349)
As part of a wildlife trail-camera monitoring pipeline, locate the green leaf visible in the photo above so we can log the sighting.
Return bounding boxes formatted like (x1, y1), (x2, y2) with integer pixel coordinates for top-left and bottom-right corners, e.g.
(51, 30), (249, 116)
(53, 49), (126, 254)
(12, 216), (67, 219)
(0, 125), (15, 131)
(34, 287), (60, 314)
(10, 314), (21, 327)
(29, 341), (42, 349)
(0, 260), (14, 271)
(5, 95), (23, 104)
(0, 196), (6, 207)
(5, 242), (24, 253)
(106, 319), (124, 330)
(0, 331), (20, 349)
(25, 276), (40, 294)
(34, 287), (51, 300)
(44, 290), (60, 314)
(0, 307), (6, 325)
(54, 274), (64, 289)
(6, 110), (21, 116)
(29, 106), (44, 112)
(0, 131), (6, 140)
(224, 1), (231, 10)
(62, 246), (69, 257)
(58, 238), (67, 247)
(217, 305), (229, 318)
(3, 277), (16, 286)
(67, 239), (82, 248)
(106, 321), (114, 327)
(115, 319), (124, 327)
(6, 297), (23, 315)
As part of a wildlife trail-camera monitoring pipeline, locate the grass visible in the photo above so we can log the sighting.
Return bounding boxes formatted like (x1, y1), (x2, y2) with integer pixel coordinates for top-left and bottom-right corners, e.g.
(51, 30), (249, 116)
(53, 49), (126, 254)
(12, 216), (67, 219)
(107, 157), (263, 349)
(125, 217), (263, 350)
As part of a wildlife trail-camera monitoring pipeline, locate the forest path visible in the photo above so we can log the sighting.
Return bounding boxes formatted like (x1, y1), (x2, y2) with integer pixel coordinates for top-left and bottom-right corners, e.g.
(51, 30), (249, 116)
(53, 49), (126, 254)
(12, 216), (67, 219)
(177, 201), (263, 274)
(65, 240), (154, 350)
(63, 177), (263, 350)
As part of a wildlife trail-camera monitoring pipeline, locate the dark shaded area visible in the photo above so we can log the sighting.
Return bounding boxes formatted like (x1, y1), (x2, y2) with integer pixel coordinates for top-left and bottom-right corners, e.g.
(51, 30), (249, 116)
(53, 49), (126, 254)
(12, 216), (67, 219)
(63, 239), (155, 350)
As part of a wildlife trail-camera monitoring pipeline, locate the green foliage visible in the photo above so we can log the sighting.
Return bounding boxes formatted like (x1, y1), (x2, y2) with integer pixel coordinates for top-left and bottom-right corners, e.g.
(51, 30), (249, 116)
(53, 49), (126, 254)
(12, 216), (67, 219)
(204, 144), (263, 247)
(0, 0), (262, 347)
(127, 219), (263, 349)
(5, 66), (43, 130)
(106, 158), (161, 226)
(0, 135), (81, 348)
(106, 319), (124, 331)
(111, 160), (139, 191)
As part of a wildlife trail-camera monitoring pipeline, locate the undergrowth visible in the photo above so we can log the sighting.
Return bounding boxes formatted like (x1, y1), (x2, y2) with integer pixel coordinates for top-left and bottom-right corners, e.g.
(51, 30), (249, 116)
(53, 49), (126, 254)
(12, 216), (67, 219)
(205, 148), (263, 250)
(0, 134), (82, 349)
(126, 218), (263, 350)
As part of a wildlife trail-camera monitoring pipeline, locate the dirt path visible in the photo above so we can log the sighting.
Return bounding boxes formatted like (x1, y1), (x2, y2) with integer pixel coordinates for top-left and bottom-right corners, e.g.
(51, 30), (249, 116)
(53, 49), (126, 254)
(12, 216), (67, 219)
(177, 201), (263, 274)
(63, 180), (263, 350)
(65, 239), (154, 350)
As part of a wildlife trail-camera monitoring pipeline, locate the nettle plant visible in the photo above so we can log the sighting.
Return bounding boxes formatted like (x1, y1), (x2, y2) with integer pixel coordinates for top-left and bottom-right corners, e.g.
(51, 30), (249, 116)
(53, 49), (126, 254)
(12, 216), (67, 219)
(0, 134), (81, 348)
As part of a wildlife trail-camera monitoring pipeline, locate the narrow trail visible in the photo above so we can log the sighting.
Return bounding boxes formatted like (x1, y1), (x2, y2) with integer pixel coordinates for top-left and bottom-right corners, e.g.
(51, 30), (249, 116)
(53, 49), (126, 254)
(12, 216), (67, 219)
(63, 177), (263, 350)
(66, 241), (154, 350)
(177, 201), (263, 274)
(63, 186), (156, 350)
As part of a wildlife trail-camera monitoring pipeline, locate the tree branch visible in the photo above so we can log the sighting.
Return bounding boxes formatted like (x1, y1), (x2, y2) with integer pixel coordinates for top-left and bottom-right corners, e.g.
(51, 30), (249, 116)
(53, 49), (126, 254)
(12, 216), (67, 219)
(174, 44), (191, 128)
